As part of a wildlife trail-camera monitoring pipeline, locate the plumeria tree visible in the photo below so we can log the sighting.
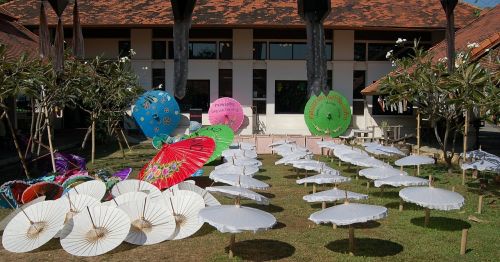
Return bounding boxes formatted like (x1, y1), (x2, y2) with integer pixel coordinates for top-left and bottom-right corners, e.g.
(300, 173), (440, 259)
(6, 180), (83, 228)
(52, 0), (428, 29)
(76, 53), (142, 163)
(380, 41), (498, 170)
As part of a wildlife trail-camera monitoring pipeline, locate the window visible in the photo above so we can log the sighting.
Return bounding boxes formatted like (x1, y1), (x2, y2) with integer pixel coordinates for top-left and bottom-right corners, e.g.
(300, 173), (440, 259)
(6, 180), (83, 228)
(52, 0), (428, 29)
(372, 95), (413, 115)
(253, 69), (267, 114)
(118, 41), (131, 58)
(292, 43), (307, 60)
(152, 69), (165, 89)
(353, 71), (366, 115)
(275, 80), (307, 114)
(327, 70), (332, 90)
(189, 42), (216, 59)
(253, 42), (267, 60)
(270, 42), (293, 59)
(354, 43), (366, 61)
(176, 80), (210, 113)
(368, 43), (394, 61)
(168, 41), (174, 59)
(219, 69), (232, 98)
(152, 41), (166, 60)
(325, 43), (332, 61)
(219, 41), (233, 59)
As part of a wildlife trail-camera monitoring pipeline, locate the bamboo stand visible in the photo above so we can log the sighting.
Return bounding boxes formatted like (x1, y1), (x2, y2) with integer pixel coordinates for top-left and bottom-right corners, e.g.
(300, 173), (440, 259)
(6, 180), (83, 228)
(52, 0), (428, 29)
(91, 117), (96, 164)
(43, 106), (56, 173)
(399, 199), (404, 212)
(460, 229), (468, 255)
(477, 195), (483, 214)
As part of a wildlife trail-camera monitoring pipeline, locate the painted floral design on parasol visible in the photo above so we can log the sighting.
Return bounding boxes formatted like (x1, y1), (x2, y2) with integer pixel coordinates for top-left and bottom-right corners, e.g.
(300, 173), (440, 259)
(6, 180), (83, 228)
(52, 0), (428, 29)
(208, 97), (244, 132)
(132, 90), (181, 138)
(304, 91), (351, 138)
(139, 137), (215, 190)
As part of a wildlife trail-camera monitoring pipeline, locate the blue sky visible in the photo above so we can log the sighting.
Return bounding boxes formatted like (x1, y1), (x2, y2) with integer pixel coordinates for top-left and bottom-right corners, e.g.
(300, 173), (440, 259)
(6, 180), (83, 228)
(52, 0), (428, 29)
(463, 0), (499, 7)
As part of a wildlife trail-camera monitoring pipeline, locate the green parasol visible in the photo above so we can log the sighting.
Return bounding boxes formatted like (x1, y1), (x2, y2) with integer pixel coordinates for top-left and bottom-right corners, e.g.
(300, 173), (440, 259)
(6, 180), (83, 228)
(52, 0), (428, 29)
(304, 91), (351, 138)
(187, 125), (234, 163)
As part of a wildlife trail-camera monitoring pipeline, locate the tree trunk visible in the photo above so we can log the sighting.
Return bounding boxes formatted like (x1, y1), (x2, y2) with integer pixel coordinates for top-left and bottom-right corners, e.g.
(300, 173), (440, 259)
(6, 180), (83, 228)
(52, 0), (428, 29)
(81, 125), (92, 149)
(442, 120), (453, 171)
(304, 13), (328, 97)
(44, 105), (57, 173)
(3, 110), (30, 178)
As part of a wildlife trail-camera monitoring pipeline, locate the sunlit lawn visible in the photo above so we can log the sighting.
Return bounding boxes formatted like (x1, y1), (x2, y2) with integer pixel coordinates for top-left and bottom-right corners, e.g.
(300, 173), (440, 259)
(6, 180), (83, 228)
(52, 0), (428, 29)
(0, 142), (498, 261)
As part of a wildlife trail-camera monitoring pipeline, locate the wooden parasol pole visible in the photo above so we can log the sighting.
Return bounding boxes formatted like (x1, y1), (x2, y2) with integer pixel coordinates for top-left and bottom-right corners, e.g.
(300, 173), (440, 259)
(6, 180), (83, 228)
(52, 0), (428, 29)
(348, 225), (355, 255)
(91, 116), (96, 164)
(462, 111), (468, 185)
(228, 234), (236, 258)
(424, 208), (430, 227)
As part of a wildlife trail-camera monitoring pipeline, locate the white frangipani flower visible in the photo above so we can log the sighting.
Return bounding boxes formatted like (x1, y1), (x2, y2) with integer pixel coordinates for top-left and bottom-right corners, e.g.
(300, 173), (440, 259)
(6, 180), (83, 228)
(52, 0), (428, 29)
(396, 38), (407, 44)
(466, 42), (479, 49)
(386, 50), (393, 59)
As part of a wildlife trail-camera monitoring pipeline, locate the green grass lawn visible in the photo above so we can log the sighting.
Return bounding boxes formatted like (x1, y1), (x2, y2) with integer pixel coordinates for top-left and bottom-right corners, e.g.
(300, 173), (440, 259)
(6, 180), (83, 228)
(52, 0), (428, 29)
(0, 142), (499, 261)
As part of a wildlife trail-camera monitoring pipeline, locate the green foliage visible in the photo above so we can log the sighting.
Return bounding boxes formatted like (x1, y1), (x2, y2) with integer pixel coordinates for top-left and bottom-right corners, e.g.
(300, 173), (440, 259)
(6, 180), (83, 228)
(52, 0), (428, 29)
(380, 41), (498, 166)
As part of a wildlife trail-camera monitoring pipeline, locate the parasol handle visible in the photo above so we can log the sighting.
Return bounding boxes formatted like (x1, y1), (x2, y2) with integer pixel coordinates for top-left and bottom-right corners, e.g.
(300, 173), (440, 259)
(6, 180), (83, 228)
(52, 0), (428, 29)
(67, 194), (75, 212)
(142, 197), (147, 219)
(168, 197), (176, 215)
(429, 175), (433, 187)
(344, 190), (349, 204)
(86, 206), (97, 229)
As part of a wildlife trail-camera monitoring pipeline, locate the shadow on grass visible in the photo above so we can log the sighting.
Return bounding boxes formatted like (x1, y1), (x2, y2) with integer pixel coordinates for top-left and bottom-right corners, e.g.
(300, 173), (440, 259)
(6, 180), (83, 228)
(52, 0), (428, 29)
(231, 239), (295, 261)
(385, 201), (422, 211)
(283, 175), (301, 180)
(273, 221), (287, 229)
(245, 203), (284, 213)
(319, 221), (381, 229)
(371, 191), (399, 199)
(325, 238), (403, 257)
(258, 192), (276, 198)
(410, 216), (471, 231)
(191, 176), (214, 188)
(106, 241), (141, 255)
(191, 223), (217, 238)
(253, 175), (270, 181)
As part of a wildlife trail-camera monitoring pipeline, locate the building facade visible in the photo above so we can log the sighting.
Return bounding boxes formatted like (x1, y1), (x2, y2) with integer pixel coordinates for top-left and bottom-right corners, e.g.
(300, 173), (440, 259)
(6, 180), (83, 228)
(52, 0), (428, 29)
(3, 0), (479, 136)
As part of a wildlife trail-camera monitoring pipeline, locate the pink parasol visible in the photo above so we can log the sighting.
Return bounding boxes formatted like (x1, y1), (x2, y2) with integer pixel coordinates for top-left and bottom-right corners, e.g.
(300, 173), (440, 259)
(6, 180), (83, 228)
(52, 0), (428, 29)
(208, 97), (244, 132)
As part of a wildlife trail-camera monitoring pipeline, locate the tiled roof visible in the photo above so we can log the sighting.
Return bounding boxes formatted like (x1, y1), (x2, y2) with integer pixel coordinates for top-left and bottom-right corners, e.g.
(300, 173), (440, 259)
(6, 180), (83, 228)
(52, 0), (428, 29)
(362, 5), (500, 95)
(0, 6), (38, 61)
(2, 0), (478, 29)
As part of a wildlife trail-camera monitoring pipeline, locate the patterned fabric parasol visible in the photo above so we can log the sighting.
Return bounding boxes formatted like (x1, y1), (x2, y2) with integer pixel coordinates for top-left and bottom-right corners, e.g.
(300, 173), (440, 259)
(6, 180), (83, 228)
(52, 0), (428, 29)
(208, 97), (244, 132)
(304, 91), (351, 137)
(138, 137), (215, 190)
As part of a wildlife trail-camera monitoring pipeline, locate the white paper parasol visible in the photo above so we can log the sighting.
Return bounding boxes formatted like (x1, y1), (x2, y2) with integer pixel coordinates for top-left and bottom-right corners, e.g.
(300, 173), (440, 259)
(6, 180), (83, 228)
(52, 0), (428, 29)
(293, 161), (340, 175)
(118, 198), (176, 245)
(60, 206), (130, 256)
(164, 190), (205, 240)
(374, 174), (429, 188)
(365, 146), (393, 156)
(67, 180), (106, 201)
(296, 173), (351, 185)
(206, 186), (269, 205)
(210, 165), (259, 177)
(318, 141), (343, 150)
(309, 202), (387, 254)
(333, 146), (368, 159)
(395, 155), (435, 166)
(199, 205), (276, 233)
(177, 181), (221, 206)
(399, 186), (465, 211)
(275, 152), (308, 165)
(101, 191), (148, 207)
(111, 179), (163, 203)
(343, 155), (390, 168)
(359, 167), (408, 180)
(61, 194), (100, 220)
(461, 159), (500, 173)
(231, 142), (255, 151)
(0, 196), (46, 232)
(309, 202), (387, 225)
(303, 188), (368, 203)
(2, 200), (66, 253)
(219, 158), (262, 168)
(209, 173), (270, 190)
(222, 149), (258, 159)
(286, 159), (316, 166)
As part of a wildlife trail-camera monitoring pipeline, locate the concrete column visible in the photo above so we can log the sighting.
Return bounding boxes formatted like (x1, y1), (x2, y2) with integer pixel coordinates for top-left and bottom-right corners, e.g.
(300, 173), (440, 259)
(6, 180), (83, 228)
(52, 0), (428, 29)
(131, 29), (152, 89)
(232, 29), (254, 135)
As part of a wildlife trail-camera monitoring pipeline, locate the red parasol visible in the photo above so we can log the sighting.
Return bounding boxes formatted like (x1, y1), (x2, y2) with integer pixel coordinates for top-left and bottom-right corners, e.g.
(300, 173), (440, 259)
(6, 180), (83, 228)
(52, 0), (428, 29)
(138, 137), (215, 190)
(21, 182), (63, 204)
